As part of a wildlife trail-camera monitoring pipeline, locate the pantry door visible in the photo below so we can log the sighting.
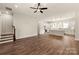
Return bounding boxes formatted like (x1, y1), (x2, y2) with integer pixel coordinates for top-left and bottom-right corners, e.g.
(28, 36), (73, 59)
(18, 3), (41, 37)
(1, 14), (13, 35)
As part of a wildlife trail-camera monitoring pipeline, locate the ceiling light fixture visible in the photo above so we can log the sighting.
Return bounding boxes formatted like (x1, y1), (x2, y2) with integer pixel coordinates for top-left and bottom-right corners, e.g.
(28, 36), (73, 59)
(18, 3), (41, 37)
(30, 3), (48, 13)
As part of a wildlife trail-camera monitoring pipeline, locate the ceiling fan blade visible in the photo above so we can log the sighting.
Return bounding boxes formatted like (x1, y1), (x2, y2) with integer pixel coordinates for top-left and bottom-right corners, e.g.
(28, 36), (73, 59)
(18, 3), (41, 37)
(34, 10), (37, 13)
(40, 8), (48, 10)
(40, 10), (43, 13)
(30, 7), (37, 9)
(5, 7), (12, 11)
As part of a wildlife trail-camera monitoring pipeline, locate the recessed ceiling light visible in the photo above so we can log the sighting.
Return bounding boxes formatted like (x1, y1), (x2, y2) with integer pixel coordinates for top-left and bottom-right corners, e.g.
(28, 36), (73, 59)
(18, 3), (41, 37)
(14, 5), (18, 8)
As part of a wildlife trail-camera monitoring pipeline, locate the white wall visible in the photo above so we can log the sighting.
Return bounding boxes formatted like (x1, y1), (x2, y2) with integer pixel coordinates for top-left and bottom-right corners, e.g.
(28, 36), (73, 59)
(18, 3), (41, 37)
(13, 13), (38, 39)
(75, 14), (79, 40)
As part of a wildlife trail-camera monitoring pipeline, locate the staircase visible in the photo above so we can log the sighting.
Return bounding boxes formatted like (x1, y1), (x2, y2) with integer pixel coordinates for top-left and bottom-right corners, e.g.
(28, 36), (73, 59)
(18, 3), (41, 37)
(0, 26), (16, 44)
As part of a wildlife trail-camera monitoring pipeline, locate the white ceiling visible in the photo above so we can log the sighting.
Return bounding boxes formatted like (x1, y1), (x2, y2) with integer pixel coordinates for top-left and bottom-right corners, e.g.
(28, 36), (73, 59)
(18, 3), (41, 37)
(0, 3), (79, 19)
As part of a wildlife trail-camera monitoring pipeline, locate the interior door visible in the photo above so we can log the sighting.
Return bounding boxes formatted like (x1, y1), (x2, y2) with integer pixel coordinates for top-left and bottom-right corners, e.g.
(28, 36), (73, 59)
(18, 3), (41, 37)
(1, 14), (13, 34)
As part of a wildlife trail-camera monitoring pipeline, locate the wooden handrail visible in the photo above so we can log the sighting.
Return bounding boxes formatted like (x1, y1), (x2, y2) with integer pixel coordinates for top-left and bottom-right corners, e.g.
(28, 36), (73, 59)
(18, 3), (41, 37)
(0, 36), (13, 39)
(0, 26), (16, 42)
(1, 34), (14, 36)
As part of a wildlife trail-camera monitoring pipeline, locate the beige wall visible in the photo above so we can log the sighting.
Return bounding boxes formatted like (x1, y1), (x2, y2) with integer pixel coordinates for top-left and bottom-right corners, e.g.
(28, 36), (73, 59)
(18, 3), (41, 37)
(13, 13), (38, 39)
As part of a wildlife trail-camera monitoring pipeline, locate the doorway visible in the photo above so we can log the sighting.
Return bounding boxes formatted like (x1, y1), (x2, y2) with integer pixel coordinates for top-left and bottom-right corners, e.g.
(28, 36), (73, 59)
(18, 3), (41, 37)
(0, 10), (14, 43)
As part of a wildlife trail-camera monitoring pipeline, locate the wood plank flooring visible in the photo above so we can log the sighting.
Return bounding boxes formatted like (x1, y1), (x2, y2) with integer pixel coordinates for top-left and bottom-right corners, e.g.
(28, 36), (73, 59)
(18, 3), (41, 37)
(0, 34), (79, 55)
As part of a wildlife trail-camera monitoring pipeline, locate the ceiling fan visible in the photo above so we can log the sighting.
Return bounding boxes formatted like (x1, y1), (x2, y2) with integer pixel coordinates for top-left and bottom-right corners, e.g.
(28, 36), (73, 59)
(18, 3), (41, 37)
(30, 3), (48, 13)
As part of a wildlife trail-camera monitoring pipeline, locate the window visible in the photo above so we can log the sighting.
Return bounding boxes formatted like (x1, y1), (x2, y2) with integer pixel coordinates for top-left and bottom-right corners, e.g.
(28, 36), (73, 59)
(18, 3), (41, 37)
(49, 22), (69, 30)
(63, 22), (69, 28)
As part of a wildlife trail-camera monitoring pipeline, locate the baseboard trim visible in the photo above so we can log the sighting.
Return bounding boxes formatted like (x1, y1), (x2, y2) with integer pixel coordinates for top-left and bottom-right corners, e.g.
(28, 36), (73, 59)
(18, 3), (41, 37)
(16, 34), (38, 40)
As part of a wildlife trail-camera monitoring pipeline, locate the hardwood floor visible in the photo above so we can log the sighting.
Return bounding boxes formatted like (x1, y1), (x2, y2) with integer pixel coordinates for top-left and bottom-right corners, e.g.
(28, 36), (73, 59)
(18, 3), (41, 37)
(0, 34), (79, 55)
